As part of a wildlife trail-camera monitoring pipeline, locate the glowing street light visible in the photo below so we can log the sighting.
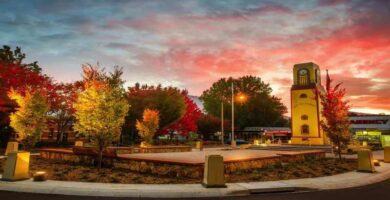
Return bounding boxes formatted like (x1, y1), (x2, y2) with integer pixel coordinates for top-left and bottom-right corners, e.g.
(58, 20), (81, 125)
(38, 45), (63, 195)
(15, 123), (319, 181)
(220, 82), (247, 147)
(231, 82), (247, 147)
(237, 93), (247, 104)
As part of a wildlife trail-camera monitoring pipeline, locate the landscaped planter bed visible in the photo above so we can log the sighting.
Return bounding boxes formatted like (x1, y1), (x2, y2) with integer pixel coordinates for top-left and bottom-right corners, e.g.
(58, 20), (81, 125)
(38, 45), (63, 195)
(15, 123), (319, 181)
(38, 148), (327, 178)
(0, 156), (357, 184)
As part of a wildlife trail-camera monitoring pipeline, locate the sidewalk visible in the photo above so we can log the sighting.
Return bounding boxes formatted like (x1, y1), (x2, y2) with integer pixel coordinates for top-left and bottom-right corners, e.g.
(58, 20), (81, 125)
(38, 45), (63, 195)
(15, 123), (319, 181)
(1, 163), (390, 198)
(326, 150), (384, 160)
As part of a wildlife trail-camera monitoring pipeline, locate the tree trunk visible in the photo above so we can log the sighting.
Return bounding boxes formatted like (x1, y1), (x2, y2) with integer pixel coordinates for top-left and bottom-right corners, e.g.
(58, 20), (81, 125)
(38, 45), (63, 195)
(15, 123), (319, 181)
(56, 121), (63, 144)
(98, 147), (103, 171)
(58, 131), (64, 144)
(336, 135), (342, 160)
(170, 130), (174, 142)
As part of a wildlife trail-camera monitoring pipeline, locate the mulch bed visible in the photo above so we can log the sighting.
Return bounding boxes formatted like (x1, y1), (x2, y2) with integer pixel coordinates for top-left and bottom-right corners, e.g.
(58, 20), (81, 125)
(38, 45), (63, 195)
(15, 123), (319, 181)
(0, 156), (357, 184)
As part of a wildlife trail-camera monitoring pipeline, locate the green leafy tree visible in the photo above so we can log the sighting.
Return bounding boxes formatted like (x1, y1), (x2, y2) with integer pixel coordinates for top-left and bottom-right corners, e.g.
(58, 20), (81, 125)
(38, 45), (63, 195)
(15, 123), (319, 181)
(136, 109), (159, 145)
(320, 71), (350, 160)
(0, 45), (41, 72)
(197, 114), (230, 140)
(73, 65), (129, 170)
(125, 84), (185, 143)
(201, 76), (288, 129)
(8, 88), (49, 148)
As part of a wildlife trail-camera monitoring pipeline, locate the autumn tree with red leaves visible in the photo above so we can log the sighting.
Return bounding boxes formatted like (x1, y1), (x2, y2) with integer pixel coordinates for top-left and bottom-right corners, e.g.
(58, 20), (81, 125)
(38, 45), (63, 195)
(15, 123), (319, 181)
(48, 82), (83, 143)
(197, 114), (230, 140)
(160, 93), (202, 136)
(0, 46), (51, 96)
(0, 46), (53, 145)
(320, 70), (350, 160)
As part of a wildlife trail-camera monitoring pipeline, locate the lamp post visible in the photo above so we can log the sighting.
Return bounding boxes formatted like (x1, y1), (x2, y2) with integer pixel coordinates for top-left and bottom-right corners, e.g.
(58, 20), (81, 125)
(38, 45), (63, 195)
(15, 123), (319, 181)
(221, 101), (224, 145)
(231, 82), (235, 147)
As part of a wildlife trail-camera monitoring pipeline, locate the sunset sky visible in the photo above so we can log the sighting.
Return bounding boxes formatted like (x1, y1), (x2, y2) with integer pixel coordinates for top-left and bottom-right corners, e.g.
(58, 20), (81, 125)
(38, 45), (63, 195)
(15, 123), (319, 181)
(1, 0), (389, 114)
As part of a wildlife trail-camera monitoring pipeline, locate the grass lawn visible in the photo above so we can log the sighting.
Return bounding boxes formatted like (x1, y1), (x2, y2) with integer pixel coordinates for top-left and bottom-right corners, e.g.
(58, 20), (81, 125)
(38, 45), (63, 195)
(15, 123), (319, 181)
(0, 156), (357, 184)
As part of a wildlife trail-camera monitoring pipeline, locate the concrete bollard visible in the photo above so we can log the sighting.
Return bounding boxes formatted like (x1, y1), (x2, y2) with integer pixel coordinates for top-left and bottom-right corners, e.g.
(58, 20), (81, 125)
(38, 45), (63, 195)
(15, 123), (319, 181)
(202, 155), (226, 188)
(231, 140), (237, 148)
(362, 141), (368, 147)
(2, 151), (30, 181)
(74, 140), (83, 147)
(384, 147), (390, 163)
(357, 149), (375, 173)
(5, 141), (18, 156)
(196, 140), (203, 151)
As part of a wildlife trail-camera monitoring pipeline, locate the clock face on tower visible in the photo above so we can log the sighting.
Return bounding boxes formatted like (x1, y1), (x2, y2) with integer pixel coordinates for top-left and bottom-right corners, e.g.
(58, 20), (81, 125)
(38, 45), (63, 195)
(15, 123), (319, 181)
(299, 69), (308, 75)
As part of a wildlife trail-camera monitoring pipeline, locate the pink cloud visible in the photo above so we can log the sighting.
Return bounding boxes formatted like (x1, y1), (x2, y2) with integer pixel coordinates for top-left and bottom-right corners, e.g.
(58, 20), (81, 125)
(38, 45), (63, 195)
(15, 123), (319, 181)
(102, 2), (390, 114)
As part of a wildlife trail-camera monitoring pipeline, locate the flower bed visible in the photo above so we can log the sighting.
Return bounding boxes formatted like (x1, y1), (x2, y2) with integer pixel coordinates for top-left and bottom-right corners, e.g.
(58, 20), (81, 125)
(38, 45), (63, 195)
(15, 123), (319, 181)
(38, 148), (327, 178)
(0, 156), (357, 184)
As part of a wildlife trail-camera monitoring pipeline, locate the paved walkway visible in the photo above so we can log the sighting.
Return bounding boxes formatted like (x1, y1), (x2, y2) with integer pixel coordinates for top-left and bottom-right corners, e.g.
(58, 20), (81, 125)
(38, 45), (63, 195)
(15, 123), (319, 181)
(326, 150), (384, 160)
(1, 162), (390, 198)
(119, 149), (282, 165)
(1, 150), (388, 198)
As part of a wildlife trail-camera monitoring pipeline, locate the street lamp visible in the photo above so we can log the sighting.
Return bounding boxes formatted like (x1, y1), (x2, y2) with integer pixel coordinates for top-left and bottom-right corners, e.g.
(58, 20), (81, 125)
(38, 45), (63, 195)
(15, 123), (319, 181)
(231, 82), (248, 147)
(231, 82), (235, 147)
(237, 93), (247, 104)
(220, 82), (247, 147)
(221, 101), (224, 145)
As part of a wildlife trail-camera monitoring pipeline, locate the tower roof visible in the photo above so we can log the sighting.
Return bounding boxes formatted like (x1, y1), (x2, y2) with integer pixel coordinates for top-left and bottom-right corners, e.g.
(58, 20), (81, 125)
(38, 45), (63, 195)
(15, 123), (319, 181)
(293, 62), (320, 70)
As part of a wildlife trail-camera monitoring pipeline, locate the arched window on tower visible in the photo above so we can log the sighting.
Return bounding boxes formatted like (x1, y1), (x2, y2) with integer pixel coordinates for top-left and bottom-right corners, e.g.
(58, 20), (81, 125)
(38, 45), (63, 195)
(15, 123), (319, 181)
(298, 68), (309, 85)
(301, 115), (308, 120)
(301, 125), (309, 134)
(300, 93), (307, 98)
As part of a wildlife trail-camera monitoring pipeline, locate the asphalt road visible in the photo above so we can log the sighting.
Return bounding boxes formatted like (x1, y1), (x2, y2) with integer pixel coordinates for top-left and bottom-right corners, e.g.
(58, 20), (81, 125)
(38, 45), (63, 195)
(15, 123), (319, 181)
(1, 179), (389, 200)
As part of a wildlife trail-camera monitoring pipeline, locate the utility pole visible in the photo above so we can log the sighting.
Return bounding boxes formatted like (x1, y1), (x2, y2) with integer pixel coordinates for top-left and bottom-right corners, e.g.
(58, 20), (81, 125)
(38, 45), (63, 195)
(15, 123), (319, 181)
(221, 102), (224, 145)
(231, 81), (235, 147)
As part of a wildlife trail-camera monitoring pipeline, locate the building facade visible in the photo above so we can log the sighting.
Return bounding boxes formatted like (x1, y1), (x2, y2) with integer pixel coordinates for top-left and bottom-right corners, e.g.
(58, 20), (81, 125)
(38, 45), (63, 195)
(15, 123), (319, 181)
(40, 119), (77, 143)
(349, 113), (390, 147)
(290, 62), (329, 145)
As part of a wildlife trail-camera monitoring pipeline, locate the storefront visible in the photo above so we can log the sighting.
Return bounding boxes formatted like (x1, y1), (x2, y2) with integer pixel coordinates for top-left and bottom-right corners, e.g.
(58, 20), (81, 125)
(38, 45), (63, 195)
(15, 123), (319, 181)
(349, 114), (390, 147)
(239, 127), (291, 143)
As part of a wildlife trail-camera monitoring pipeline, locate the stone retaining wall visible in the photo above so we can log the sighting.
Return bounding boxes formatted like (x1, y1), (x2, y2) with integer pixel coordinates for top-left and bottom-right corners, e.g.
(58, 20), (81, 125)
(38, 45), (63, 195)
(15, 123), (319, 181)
(39, 148), (326, 178)
(139, 146), (192, 153)
(278, 151), (326, 162)
(115, 160), (203, 178)
(40, 149), (79, 162)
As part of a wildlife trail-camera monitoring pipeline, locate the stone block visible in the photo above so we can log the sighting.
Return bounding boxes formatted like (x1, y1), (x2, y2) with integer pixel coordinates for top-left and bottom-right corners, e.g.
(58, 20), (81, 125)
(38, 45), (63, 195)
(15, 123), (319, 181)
(373, 159), (381, 166)
(33, 171), (48, 181)
(357, 149), (375, 173)
(5, 141), (18, 155)
(74, 141), (83, 147)
(384, 147), (390, 163)
(203, 155), (226, 188)
(231, 140), (237, 148)
(2, 151), (30, 181)
(362, 141), (368, 147)
(196, 141), (203, 151)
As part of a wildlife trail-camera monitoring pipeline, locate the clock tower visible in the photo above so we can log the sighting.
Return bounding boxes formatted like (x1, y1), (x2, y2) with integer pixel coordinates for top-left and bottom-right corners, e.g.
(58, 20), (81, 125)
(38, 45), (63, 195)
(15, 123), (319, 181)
(291, 62), (328, 145)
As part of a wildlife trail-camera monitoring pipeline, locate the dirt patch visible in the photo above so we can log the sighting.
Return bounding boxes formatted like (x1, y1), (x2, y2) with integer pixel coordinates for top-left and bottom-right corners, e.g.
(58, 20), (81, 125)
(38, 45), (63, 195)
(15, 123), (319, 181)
(0, 156), (357, 184)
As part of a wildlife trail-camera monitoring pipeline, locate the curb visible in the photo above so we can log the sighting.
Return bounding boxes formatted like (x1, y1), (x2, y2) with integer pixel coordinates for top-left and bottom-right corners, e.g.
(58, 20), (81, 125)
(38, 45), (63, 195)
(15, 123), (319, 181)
(1, 157), (390, 198)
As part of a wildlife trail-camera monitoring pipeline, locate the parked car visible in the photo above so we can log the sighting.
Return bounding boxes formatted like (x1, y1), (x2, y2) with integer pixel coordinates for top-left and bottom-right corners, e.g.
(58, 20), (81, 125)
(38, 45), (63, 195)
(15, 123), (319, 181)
(339, 143), (371, 154)
(226, 139), (249, 145)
